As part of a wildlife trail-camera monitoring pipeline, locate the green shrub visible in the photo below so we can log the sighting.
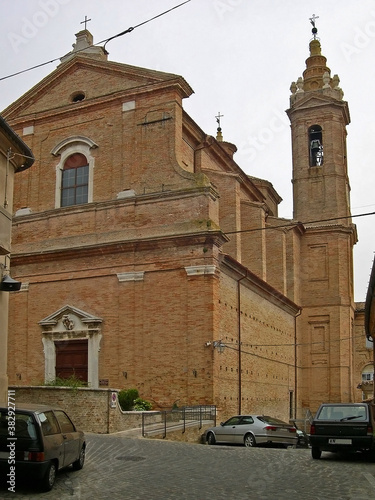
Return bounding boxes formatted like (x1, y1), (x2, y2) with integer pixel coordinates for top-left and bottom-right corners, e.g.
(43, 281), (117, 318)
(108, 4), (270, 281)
(133, 398), (152, 411)
(44, 375), (86, 389)
(118, 388), (139, 411)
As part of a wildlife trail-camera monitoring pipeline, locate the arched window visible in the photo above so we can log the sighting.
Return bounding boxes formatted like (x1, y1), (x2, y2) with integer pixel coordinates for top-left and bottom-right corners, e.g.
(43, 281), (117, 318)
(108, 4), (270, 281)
(61, 153), (89, 207)
(362, 365), (374, 382)
(309, 125), (324, 167)
(52, 136), (97, 209)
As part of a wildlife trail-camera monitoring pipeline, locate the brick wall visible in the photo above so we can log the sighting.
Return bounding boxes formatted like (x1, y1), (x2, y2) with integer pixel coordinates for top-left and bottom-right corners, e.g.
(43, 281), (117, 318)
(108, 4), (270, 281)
(9, 385), (156, 434)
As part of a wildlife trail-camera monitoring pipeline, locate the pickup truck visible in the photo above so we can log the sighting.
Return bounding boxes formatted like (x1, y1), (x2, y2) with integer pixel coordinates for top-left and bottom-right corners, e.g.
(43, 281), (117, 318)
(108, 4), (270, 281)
(309, 403), (375, 459)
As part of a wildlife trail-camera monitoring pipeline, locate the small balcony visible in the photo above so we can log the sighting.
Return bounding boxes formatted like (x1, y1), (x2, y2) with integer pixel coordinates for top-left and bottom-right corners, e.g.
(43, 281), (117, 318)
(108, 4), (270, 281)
(357, 380), (374, 401)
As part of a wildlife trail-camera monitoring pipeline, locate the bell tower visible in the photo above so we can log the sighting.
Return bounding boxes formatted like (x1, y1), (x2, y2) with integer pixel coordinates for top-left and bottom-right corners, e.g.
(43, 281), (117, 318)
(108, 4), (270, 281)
(287, 18), (351, 223)
(287, 17), (358, 411)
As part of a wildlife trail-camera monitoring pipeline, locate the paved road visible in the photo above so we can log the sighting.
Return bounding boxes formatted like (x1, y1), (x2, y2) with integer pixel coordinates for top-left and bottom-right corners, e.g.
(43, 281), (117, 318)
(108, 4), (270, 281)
(1, 432), (375, 499)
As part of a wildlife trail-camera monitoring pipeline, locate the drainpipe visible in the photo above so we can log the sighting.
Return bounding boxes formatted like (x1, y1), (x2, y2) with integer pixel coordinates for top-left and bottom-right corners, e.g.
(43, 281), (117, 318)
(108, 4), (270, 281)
(237, 272), (248, 415)
(294, 308), (302, 419)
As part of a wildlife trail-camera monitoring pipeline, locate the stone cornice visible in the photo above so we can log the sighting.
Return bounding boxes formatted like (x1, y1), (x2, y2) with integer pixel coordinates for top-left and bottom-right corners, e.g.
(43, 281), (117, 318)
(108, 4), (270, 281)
(11, 231), (228, 266)
(117, 271), (145, 282)
(12, 184), (220, 225)
(303, 222), (358, 245)
(287, 93), (350, 125)
(185, 265), (218, 277)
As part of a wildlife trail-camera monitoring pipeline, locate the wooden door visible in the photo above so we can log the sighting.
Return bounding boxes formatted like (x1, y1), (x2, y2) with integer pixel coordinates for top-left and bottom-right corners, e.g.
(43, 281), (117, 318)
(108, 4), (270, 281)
(55, 339), (88, 382)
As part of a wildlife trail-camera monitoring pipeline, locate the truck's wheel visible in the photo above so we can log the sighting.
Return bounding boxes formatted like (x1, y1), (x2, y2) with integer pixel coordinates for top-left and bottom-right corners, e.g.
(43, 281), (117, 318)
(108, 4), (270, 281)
(311, 446), (321, 459)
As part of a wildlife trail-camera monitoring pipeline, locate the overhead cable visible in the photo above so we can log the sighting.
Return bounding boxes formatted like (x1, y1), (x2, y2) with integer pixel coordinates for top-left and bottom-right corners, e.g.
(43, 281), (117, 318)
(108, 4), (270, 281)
(0, 1), (191, 82)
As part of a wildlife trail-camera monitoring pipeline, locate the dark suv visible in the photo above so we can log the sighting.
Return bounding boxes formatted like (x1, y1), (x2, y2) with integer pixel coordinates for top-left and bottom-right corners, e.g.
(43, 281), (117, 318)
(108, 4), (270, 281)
(0, 403), (85, 491)
(309, 402), (375, 459)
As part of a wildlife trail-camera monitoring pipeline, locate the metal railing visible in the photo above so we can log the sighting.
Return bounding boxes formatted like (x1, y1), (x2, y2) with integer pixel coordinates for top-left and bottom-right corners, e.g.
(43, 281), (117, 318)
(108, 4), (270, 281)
(142, 405), (216, 438)
(291, 408), (314, 433)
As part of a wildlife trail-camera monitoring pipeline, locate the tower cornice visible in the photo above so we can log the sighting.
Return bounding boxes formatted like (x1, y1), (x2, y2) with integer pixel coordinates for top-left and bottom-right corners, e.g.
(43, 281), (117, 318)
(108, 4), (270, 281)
(286, 93), (350, 125)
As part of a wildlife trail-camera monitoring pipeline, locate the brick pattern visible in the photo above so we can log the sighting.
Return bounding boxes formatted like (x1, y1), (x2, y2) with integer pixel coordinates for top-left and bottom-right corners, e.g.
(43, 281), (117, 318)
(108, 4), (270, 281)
(10, 386), (127, 433)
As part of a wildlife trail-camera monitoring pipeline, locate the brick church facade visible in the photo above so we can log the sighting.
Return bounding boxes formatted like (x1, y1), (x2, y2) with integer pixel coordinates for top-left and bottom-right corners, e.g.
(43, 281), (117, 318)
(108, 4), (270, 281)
(2, 28), (372, 420)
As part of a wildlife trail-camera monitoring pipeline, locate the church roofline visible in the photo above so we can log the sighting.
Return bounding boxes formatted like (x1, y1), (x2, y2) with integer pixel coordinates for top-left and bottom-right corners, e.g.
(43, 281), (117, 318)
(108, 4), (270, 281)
(221, 254), (301, 315)
(0, 114), (35, 171)
(2, 54), (194, 122)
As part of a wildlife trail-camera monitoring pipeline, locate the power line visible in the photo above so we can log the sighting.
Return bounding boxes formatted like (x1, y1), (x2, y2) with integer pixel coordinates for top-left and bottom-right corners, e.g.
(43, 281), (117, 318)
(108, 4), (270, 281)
(225, 211), (375, 236)
(219, 333), (369, 349)
(0, 1), (191, 82)
(103, 0), (191, 51)
(219, 336), (372, 369)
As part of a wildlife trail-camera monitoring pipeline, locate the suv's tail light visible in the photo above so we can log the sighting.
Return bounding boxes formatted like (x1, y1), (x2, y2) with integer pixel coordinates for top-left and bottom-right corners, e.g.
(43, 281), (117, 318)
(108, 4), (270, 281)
(27, 451), (45, 462)
(367, 425), (373, 436)
(288, 427), (297, 433)
(310, 424), (316, 435)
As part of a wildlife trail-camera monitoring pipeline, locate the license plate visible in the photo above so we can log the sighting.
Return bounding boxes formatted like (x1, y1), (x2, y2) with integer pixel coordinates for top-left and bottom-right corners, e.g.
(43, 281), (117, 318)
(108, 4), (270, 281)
(328, 438), (352, 445)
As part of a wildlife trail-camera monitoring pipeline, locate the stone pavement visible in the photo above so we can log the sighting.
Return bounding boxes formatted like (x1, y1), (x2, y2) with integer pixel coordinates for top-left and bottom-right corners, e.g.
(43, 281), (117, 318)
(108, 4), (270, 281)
(1, 432), (375, 499)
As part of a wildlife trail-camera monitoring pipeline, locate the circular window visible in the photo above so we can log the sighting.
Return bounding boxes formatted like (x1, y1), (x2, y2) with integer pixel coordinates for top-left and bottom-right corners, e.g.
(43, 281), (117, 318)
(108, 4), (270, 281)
(71, 92), (86, 103)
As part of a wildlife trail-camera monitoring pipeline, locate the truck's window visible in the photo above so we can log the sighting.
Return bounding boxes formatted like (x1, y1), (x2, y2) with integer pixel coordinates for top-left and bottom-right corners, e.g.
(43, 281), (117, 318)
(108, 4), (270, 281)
(317, 405), (367, 421)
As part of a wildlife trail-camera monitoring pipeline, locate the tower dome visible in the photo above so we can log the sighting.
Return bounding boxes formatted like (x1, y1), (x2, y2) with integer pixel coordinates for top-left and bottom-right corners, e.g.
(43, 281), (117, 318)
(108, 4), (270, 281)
(303, 39), (330, 91)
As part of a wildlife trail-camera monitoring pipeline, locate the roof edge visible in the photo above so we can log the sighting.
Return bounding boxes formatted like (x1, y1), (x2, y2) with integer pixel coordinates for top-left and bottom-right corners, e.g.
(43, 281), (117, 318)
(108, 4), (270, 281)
(0, 115), (34, 171)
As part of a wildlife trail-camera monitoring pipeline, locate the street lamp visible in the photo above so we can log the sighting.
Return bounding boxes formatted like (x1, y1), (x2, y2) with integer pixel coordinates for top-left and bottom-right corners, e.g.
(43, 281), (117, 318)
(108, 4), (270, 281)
(213, 340), (226, 354)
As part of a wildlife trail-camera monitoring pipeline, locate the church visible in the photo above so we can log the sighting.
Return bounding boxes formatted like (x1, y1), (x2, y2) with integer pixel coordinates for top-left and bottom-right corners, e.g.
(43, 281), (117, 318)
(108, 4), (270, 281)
(2, 22), (372, 421)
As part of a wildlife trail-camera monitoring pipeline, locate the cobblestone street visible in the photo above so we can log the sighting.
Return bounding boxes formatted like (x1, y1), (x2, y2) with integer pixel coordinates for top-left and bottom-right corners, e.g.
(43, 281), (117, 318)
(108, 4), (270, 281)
(1, 432), (375, 499)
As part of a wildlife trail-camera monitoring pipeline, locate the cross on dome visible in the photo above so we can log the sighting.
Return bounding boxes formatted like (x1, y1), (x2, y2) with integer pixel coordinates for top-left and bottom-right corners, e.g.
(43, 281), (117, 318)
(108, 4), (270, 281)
(80, 15), (91, 30)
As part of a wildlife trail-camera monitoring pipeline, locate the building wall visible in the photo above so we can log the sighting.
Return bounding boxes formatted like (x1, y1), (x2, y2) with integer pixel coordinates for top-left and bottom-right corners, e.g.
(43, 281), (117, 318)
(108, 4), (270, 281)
(214, 258), (299, 422)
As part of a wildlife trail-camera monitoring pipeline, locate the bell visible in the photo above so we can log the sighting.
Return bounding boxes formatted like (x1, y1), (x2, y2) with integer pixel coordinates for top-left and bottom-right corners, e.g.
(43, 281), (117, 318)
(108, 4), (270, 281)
(0, 275), (22, 292)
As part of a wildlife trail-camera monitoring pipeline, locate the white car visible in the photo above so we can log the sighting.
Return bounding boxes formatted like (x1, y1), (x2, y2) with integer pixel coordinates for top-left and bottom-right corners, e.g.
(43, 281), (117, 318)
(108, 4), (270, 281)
(204, 415), (298, 447)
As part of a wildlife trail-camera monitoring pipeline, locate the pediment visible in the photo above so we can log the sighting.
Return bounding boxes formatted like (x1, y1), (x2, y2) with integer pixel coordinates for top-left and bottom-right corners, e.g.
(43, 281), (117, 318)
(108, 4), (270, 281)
(39, 304), (102, 333)
(287, 92), (350, 124)
(289, 92), (348, 111)
(2, 56), (193, 121)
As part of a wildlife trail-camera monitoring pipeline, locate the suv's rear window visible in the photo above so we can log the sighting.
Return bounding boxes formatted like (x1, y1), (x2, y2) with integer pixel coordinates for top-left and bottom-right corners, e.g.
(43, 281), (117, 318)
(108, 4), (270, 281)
(316, 405), (368, 421)
(0, 411), (37, 439)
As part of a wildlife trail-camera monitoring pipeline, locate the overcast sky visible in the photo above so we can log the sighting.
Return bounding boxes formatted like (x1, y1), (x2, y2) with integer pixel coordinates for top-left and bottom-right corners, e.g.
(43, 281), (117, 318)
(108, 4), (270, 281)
(1, 0), (375, 302)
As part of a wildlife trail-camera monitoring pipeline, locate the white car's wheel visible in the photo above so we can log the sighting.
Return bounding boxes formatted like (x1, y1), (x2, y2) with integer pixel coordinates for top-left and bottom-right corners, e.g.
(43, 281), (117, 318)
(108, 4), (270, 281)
(244, 433), (256, 447)
(207, 432), (216, 445)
